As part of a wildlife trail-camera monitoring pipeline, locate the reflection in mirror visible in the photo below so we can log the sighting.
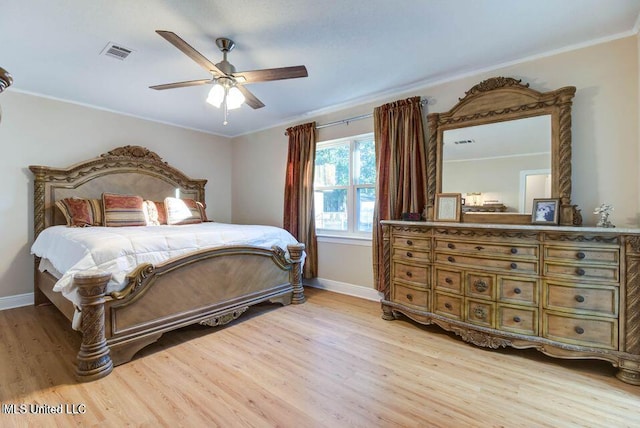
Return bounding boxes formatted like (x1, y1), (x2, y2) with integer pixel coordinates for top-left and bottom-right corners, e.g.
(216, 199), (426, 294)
(441, 115), (551, 214)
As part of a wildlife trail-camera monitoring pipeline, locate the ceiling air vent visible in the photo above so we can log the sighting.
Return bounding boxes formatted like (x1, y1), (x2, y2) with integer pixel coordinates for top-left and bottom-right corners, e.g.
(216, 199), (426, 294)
(101, 42), (134, 60)
(453, 139), (475, 145)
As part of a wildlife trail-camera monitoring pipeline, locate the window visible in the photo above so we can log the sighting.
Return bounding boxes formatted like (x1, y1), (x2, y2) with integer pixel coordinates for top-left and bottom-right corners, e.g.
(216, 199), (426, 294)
(314, 133), (376, 236)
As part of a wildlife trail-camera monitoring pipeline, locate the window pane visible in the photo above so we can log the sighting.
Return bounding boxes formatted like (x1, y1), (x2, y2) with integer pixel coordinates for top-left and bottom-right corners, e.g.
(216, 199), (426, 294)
(354, 138), (375, 185)
(315, 144), (350, 187)
(356, 187), (375, 232)
(314, 189), (348, 231)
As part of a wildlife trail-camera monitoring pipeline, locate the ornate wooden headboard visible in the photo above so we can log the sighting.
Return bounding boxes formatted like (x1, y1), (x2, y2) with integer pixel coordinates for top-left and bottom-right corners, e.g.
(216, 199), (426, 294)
(29, 145), (207, 238)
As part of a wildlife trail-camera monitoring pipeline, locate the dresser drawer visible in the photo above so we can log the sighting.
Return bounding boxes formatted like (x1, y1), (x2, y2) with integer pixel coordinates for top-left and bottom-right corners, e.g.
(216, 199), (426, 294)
(435, 268), (462, 294)
(543, 312), (618, 350)
(393, 261), (429, 286)
(466, 299), (495, 328)
(466, 272), (495, 300)
(544, 281), (618, 317)
(434, 292), (463, 320)
(543, 262), (619, 282)
(498, 276), (538, 306)
(436, 252), (537, 274)
(544, 245), (619, 265)
(393, 283), (429, 308)
(392, 234), (430, 251)
(393, 247), (430, 262)
(497, 305), (538, 335)
(436, 239), (537, 258)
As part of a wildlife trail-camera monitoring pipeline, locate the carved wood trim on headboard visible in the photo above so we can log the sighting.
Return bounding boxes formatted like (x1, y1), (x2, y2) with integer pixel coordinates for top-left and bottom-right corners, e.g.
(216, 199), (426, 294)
(29, 145), (208, 238)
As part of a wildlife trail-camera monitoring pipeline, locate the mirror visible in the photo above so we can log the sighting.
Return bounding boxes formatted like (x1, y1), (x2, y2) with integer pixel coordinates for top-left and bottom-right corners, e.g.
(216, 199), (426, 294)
(441, 115), (551, 214)
(426, 77), (579, 225)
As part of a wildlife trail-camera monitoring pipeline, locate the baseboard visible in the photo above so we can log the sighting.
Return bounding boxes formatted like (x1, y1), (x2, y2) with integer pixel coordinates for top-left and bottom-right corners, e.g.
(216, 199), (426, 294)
(0, 292), (34, 311)
(304, 278), (382, 301)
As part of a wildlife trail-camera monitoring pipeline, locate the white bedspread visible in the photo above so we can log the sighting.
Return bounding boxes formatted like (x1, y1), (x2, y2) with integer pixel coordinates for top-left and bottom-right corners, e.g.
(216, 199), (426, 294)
(31, 223), (301, 309)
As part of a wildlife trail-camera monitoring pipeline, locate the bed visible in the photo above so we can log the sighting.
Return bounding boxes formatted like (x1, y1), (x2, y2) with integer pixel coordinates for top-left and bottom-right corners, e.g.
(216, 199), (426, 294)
(29, 145), (305, 382)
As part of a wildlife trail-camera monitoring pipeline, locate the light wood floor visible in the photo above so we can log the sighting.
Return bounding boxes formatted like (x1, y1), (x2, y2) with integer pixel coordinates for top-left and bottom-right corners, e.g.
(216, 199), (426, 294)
(1, 287), (640, 427)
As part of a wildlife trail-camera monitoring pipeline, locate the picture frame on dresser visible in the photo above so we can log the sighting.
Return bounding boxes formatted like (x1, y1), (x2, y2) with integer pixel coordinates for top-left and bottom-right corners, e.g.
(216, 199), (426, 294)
(434, 193), (462, 222)
(531, 198), (559, 225)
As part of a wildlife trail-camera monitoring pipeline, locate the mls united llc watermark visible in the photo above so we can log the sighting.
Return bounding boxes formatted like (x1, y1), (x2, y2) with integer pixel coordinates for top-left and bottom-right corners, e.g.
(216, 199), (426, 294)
(2, 403), (86, 415)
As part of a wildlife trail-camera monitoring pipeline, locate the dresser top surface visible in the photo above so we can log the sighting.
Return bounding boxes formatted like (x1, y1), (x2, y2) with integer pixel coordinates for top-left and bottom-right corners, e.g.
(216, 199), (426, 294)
(382, 220), (640, 235)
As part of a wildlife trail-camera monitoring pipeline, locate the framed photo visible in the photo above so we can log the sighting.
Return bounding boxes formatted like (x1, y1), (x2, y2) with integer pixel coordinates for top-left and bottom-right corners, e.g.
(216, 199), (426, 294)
(434, 193), (462, 222)
(531, 198), (560, 225)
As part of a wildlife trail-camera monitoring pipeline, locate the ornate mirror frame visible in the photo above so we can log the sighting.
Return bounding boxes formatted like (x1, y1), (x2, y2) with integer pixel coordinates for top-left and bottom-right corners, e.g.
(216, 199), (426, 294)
(426, 77), (580, 225)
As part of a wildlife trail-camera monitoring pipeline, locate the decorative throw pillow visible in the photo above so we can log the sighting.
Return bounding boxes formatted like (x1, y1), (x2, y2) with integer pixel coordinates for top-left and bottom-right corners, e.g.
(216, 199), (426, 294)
(196, 201), (208, 222)
(55, 198), (103, 227)
(102, 193), (146, 227)
(143, 200), (167, 226)
(164, 197), (203, 225)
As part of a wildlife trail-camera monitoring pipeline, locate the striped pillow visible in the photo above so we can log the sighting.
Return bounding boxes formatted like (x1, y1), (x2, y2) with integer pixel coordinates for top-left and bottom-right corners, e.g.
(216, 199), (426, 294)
(55, 198), (103, 227)
(165, 197), (203, 225)
(102, 193), (146, 227)
(196, 201), (208, 222)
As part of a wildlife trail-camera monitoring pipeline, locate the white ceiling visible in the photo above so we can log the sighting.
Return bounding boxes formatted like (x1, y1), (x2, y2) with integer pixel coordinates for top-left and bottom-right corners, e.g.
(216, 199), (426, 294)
(2, 1), (639, 138)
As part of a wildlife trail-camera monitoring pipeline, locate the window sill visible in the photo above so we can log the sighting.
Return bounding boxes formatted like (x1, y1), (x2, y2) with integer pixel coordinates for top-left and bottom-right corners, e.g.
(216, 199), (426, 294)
(317, 234), (372, 247)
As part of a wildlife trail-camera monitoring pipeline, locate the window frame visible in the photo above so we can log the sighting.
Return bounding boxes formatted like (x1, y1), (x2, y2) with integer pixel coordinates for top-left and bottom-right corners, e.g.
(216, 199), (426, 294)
(314, 133), (375, 238)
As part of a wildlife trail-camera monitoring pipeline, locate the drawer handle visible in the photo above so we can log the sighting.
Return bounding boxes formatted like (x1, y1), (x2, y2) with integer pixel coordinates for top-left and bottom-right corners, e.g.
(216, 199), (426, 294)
(444, 302), (452, 310)
(447, 256), (455, 263)
(575, 295), (585, 303)
(510, 248), (518, 254)
(406, 240), (413, 246)
(510, 262), (518, 270)
(445, 277), (453, 284)
(575, 326), (585, 335)
(473, 279), (489, 293)
(513, 316), (521, 323)
(447, 243), (455, 249)
(406, 293), (413, 302)
(406, 271), (413, 278)
(406, 251), (413, 258)
(576, 251), (586, 260)
(473, 306), (488, 320)
(513, 287), (522, 294)
(475, 246), (484, 251)
(576, 268), (586, 276)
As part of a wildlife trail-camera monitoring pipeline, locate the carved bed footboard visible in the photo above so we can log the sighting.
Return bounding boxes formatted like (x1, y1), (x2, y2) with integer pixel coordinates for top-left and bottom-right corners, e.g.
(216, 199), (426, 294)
(73, 243), (305, 382)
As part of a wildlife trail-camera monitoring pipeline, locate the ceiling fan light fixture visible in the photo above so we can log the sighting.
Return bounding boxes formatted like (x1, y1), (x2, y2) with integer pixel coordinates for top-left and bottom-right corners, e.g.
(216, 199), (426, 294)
(206, 82), (225, 108)
(227, 86), (245, 110)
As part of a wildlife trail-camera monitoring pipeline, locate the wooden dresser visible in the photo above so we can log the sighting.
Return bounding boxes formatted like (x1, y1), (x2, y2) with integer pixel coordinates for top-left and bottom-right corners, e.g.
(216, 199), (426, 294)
(381, 220), (640, 385)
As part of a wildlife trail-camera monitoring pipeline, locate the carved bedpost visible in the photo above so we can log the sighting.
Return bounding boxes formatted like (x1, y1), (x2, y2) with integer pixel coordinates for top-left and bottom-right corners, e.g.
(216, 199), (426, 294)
(30, 166), (49, 305)
(74, 271), (113, 382)
(288, 243), (306, 304)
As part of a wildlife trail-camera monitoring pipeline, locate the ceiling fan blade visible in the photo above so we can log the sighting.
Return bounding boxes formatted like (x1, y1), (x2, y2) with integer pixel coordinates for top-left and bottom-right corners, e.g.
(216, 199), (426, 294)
(156, 30), (225, 76)
(149, 79), (211, 90)
(236, 86), (265, 109)
(234, 65), (308, 83)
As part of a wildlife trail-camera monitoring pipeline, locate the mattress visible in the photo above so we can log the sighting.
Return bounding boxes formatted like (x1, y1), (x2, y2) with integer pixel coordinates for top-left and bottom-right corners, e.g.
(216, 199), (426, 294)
(31, 222), (301, 309)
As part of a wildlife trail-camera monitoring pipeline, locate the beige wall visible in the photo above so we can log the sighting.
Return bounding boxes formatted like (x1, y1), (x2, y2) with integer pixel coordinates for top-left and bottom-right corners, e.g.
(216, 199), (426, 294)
(0, 91), (231, 299)
(232, 35), (639, 292)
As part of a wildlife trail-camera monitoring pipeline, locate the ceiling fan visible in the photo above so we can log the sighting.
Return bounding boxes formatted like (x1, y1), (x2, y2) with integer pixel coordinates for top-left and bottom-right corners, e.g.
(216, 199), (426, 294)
(150, 30), (308, 124)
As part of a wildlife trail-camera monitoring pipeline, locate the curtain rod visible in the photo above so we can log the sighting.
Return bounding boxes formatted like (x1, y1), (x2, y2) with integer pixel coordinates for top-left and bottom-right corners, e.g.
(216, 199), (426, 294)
(285, 99), (428, 136)
(316, 113), (373, 130)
